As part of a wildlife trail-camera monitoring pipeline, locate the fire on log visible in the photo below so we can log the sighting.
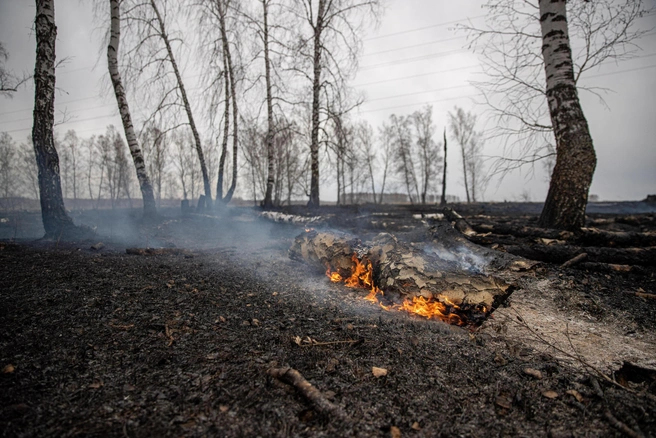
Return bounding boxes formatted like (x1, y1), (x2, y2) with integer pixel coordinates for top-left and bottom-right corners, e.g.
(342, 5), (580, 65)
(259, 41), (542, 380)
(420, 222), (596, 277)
(289, 230), (515, 326)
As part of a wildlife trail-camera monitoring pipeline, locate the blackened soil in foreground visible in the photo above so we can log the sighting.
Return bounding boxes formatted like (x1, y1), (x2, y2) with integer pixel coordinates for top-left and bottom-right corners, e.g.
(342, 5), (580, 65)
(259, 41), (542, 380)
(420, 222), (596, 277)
(1, 208), (656, 437)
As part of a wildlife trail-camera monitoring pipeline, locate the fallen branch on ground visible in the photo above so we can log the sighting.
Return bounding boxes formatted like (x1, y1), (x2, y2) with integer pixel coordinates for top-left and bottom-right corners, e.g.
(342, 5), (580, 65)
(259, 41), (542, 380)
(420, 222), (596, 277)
(126, 248), (192, 256)
(499, 244), (656, 267)
(604, 409), (645, 438)
(561, 253), (588, 268)
(623, 291), (656, 300)
(267, 367), (347, 420)
(575, 262), (645, 275)
(442, 207), (477, 236)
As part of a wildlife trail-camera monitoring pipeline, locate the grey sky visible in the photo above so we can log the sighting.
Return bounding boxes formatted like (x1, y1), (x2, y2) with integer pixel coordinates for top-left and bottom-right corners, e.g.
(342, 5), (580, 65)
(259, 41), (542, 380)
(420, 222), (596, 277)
(1, 0), (655, 202)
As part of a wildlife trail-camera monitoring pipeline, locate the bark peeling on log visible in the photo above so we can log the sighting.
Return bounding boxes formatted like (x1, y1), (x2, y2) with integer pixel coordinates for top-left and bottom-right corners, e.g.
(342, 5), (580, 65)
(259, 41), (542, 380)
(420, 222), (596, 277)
(290, 230), (516, 325)
(369, 233), (512, 310)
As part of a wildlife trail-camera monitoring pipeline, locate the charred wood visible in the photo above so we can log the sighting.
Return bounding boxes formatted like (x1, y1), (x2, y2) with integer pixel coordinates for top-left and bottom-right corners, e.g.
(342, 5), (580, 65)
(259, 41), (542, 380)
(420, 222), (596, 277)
(126, 248), (192, 256)
(471, 223), (572, 240)
(575, 228), (656, 248)
(470, 223), (655, 248)
(561, 253), (588, 268)
(575, 262), (647, 275)
(442, 207), (476, 236)
(498, 245), (656, 267)
(290, 230), (515, 323)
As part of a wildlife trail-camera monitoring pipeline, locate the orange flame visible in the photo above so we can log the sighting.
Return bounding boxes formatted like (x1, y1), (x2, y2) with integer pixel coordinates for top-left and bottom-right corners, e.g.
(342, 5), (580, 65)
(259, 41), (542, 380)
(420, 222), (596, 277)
(326, 253), (466, 325)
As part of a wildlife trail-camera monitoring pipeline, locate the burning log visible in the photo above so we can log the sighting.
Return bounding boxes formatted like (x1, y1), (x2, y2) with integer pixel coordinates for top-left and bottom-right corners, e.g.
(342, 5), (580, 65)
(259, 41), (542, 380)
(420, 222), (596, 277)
(290, 230), (515, 326)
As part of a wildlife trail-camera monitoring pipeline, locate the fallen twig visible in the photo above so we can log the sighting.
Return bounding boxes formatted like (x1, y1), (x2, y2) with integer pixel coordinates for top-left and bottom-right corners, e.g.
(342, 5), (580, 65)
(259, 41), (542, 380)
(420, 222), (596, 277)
(623, 291), (656, 300)
(604, 409), (645, 438)
(561, 252), (588, 268)
(294, 336), (361, 347)
(164, 324), (174, 347)
(302, 339), (361, 347)
(108, 322), (134, 330)
(267, 367), (347, 420)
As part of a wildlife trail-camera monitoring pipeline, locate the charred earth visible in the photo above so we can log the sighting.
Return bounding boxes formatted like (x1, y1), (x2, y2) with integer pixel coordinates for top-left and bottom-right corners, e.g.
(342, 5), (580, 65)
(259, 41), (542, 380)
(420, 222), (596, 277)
(1, 202), (655, 437)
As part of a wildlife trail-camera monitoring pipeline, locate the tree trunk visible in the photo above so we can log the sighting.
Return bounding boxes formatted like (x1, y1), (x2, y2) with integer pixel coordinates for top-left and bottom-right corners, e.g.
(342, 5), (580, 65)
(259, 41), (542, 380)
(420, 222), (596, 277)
(217, 58), (230, 201)
(537, 0), (596, 231)
(217, 0), (238, 204)
(107, 0), (157, 219)
(307, 0), (326, 208)
(262, 0), (275, 208)
(150, 0), (212, 205)
(460, 141), (470, 203)
(440, 128), (447, 206)
(32, 0), (77, 239)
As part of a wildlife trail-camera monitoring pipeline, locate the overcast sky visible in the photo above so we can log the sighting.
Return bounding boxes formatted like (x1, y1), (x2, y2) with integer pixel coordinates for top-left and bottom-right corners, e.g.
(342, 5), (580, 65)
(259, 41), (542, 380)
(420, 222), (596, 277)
(1, 0), (655, 203)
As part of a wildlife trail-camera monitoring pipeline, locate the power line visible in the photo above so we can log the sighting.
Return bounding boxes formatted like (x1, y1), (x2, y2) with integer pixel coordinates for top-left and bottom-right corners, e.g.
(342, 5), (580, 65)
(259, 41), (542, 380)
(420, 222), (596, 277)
(359, 47), (469, 70)
(4, 112), (121, 135)
(365, 83), (473, 103)
(353, 64), (479, 87)
(0, 96), (105, 117)
(359, 62), (656, 112)
(363, 14), (486, 42)
(0, 102), (116, 126)
(362, 35), (466, 57)
(360, 93), (481, 114)
(4, 61), (656, 135)
(354, 51), (656, 94)
(583, 62), (656, 79)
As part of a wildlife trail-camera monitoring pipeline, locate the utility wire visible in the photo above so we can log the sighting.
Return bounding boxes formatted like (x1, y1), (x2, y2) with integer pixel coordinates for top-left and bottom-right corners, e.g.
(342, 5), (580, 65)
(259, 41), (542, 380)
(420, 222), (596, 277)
(360, 93), (481, 114)
(362, 34), (466, 57)
(359, 47), (469, 70)
(363, 14), (486, 41)
(352, 64), (479, 87)
(358, 57), (656, 104)
(5, 61), (656, 133)
(359, 62), (656, 113)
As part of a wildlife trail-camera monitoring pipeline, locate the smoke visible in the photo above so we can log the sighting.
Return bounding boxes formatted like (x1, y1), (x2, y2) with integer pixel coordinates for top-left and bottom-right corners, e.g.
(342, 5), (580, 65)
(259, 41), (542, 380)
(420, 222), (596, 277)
(424, 243), (489, 275)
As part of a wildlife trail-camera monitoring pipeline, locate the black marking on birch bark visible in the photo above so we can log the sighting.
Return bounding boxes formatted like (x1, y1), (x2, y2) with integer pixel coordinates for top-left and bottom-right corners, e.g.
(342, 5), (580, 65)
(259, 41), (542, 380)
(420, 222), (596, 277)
(544, 29), (565, 39)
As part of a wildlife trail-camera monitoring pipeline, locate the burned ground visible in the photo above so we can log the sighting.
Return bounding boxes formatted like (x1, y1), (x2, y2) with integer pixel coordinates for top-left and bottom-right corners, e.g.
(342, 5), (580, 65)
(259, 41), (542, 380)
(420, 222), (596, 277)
(1, 203), (655, 437)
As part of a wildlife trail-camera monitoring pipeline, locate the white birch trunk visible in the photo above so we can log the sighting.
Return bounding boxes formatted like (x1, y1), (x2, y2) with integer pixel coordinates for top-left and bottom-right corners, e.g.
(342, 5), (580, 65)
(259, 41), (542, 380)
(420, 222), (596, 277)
(107, 0), (157, 218)
(538, 0), (597, 230)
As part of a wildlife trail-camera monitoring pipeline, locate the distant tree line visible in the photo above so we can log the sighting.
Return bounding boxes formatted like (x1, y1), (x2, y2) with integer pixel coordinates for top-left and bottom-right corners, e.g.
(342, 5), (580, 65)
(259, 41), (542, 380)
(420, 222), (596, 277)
(0, 103), (485, 211)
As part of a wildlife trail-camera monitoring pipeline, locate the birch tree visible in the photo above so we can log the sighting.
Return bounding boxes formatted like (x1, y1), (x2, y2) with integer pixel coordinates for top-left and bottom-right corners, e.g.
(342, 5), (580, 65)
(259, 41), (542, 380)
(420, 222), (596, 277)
(411, 105), (441, 205)
(464, 0), (652, 175)
(117, 0), (212, 204)
(291, 0), (380, 207)
(377, 121), (394, 204)
(197, 0), (241, 205)
(261, 0), (276, 207)
(536, 0), (596, 229)
(449, 107), (478, 203)
(440, 128), (447, 206)
(390, 114), (419, 205)
(32, 0), (79, 239)
(107, 0), (157, 217)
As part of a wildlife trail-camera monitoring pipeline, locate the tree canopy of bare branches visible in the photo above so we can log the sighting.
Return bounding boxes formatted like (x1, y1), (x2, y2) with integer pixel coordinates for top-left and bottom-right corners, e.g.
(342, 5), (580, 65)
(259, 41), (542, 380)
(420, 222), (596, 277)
(463, 0), (653, 176)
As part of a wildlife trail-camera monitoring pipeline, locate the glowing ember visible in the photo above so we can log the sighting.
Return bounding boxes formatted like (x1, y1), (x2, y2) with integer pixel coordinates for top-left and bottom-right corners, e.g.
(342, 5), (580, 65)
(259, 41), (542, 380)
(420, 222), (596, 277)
(326, 253), (466, 326)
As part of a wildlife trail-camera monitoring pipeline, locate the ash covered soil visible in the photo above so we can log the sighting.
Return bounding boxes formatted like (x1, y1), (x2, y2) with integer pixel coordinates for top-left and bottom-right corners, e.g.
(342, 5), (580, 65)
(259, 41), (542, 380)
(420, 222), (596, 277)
(1, 203), (655, 437)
